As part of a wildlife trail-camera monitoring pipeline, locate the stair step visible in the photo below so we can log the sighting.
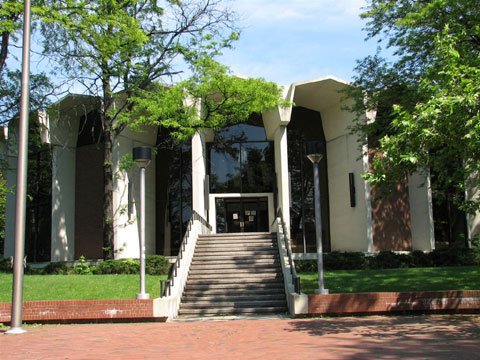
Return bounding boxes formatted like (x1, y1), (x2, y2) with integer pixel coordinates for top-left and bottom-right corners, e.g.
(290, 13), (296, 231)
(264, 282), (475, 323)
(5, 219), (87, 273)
(190, 264), (280, 271)
(198, 236), (276, 241)
(182, 293), (285, 301)
(195, 243), (277, 249)
(194, 251), (278, 256)
(189, 266), (280, 273)
(184, 283), (284, 291)
(185, 279), (284, 287)
(179, 307), (287, 316)
(187, 272), (282, 279)
(181, 299), (287, 308)
(199, 232), (275, 239)
(195, 246), (277, 252)
(178, 231), (286, 317)
(191, 261), (279, 267)
(193, 252), (279, 261)
(198, 237), (276, 242)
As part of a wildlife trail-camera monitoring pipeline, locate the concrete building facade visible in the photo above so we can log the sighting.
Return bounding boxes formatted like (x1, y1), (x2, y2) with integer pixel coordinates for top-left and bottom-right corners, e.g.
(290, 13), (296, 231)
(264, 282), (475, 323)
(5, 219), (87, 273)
(3, 76), (475, 262)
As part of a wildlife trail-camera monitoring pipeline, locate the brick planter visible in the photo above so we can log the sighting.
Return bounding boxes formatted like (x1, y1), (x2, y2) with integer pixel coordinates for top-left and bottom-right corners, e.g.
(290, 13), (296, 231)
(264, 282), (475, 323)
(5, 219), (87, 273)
(0, 299), (161, 324)
(308, 290), (480, 315)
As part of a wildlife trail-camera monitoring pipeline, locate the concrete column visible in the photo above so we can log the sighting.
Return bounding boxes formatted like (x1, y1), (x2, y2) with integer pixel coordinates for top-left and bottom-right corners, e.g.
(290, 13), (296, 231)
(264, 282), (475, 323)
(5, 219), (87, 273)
(274, 126), (290, 235)
(113, 132), (156, 259)
(191, 132), (207, 219)
(408, 172), (435, 251)
(51, 146), (76, 261)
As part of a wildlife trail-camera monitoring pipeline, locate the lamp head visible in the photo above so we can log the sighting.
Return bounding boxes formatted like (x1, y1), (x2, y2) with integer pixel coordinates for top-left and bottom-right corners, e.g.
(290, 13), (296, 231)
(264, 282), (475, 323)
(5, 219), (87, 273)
(305, 141), (323, 164)
(133, 146), (152, 168)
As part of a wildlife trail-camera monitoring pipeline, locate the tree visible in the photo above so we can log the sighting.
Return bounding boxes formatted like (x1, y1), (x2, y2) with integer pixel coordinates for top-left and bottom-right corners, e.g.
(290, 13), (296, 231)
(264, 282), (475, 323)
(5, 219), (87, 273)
(42, 0), (286, 259)
(348, 1), (480, 221)
(0, 1), (55, 125)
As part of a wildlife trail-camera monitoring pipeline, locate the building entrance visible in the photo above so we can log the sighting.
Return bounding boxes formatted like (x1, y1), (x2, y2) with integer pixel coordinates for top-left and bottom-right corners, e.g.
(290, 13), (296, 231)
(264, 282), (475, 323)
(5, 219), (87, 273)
(216, 197), (269, 233)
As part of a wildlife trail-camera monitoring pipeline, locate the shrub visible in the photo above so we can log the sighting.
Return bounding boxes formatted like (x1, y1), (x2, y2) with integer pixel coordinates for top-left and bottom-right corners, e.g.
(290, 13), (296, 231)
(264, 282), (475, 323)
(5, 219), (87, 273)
(0, 257), (12, 273)
(429, 248), (478, 267)
(367, 251), (410, 269)
(410, 250), (433, 267)
(93, 259), (139, 274)
(324, 251), (366, 270)
(71, 256), (93, 275)
(42, 262), (69, 275)
(146, 255), (170, 275)
(295, 259), (316, 272)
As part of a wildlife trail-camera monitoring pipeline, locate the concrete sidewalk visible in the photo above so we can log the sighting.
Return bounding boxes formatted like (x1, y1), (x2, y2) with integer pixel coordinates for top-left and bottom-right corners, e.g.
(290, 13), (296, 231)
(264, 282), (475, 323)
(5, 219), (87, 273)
(1, 314), (479, 359)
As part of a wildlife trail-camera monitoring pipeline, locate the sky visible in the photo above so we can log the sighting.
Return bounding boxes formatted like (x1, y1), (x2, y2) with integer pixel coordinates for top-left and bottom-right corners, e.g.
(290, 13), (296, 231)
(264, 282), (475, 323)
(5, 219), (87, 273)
(12, 0), (378, 93)
(218, 0), (377, 85)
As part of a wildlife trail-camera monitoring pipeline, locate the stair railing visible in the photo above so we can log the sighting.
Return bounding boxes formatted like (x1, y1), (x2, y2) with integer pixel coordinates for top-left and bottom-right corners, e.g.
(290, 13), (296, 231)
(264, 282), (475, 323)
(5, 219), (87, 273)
(155, 210), (211, 320)
(275, 208), (301, 296)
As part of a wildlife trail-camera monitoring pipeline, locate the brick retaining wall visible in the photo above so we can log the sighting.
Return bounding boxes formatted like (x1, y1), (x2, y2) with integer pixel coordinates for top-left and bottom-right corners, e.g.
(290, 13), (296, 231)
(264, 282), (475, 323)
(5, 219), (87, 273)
(308, 290), (480, 315)
(0, 299), (158, 324)
(2, 290), (479, 323)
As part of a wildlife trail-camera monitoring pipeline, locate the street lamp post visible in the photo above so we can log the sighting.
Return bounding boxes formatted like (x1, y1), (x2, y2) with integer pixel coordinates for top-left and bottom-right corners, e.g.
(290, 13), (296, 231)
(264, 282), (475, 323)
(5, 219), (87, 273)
(133, 146), (151, 300)
(6, 0), (32, 335)
(306, 141), (329, 295)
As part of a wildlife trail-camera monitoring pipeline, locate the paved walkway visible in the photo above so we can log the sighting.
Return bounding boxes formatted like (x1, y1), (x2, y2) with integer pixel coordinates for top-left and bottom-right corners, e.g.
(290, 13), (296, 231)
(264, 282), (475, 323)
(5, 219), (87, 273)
(2, 314), (480, 359)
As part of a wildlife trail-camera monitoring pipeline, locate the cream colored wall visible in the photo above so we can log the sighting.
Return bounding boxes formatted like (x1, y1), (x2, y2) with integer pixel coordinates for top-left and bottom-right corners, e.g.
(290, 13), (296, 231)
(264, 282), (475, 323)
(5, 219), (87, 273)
(113, 127), (157, 259)
(191, 132), (207, 219)
(408, 173), (435, 251)
(321, 106), (369, 252)
(274, 126), (290, 234)
(48, 111), (80, 261)
(466, 173), (480, 241)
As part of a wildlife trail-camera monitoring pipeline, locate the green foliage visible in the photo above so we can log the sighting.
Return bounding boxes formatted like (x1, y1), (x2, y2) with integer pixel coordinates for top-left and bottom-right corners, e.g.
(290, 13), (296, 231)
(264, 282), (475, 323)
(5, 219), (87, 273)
(122, 57), (287, 141)
(71, 256), (92, 275)
(39, 0), (284, 259)
(0, 257), (12, 272)
(92, 258), (139, 275)
(0, 2), (55, 124)
(295, 249), (480, 272)
(410, 250), (433, 268)
(118, 154), (135, 172)
(145, 255), (170, 275)
(368, 251), (411, 269)
(348, 0), (480, 213)
(1, 254), (170, 275)
(324, 251), (367, 270)
(42, 262), (69, 275)
(0, 173), (8, 243)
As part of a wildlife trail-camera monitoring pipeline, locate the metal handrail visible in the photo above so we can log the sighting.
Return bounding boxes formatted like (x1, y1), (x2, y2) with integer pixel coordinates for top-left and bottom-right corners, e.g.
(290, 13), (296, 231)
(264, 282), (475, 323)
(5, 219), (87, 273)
(276, 208), (301, 294)
(161, 210), (211, 297)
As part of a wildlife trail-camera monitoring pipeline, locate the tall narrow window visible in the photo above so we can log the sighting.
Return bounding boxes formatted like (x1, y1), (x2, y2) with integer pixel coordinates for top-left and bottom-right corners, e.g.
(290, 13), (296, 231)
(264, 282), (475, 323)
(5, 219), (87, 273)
(287, 107), (330, 253)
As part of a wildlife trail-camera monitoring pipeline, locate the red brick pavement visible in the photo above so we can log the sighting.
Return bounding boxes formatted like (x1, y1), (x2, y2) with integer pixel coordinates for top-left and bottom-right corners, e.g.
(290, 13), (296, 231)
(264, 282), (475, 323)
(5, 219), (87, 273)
(1, 314), (480, 359)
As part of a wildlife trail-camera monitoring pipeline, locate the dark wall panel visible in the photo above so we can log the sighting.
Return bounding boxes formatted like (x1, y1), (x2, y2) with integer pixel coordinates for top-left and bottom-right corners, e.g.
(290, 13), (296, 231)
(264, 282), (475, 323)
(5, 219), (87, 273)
(74, 144), (104, 259)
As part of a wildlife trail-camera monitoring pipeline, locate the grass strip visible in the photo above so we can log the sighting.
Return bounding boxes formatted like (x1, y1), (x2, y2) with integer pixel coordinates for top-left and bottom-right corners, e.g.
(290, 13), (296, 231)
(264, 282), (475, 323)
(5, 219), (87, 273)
(0, 274), (167, 302)
(299, 266), (480, 294)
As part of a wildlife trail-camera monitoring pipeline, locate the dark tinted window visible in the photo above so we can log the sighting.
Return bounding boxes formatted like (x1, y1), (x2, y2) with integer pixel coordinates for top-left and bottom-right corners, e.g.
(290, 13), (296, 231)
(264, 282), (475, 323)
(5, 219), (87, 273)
(208, 118), (274, 193)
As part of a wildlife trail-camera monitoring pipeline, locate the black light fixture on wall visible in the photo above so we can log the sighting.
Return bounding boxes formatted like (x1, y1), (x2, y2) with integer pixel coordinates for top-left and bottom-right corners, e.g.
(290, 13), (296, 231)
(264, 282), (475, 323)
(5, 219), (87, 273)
(349, 172), (356, 207)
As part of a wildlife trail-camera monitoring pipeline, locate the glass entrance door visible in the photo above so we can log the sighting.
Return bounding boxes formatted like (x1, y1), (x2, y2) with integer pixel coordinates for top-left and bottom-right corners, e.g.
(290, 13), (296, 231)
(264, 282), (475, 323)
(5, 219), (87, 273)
(216, 197), (269, 233)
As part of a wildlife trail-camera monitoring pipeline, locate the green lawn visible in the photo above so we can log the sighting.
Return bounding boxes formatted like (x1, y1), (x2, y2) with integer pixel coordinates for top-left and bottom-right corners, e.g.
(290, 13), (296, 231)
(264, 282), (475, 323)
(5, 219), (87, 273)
(0, 274), (167, 302)
(299, 266), (480, 294)
(1, 266), (478, 301)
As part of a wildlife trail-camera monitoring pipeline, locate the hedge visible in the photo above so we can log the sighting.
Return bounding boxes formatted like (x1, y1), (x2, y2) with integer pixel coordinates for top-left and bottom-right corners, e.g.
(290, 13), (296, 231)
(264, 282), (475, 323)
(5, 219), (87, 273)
(295, 248), (480, 272)
(0, 255), (171, 275)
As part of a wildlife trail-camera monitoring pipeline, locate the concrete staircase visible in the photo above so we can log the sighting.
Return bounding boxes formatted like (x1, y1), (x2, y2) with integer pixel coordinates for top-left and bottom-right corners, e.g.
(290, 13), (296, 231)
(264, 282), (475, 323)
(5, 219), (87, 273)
(179, 232), (287, 317)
